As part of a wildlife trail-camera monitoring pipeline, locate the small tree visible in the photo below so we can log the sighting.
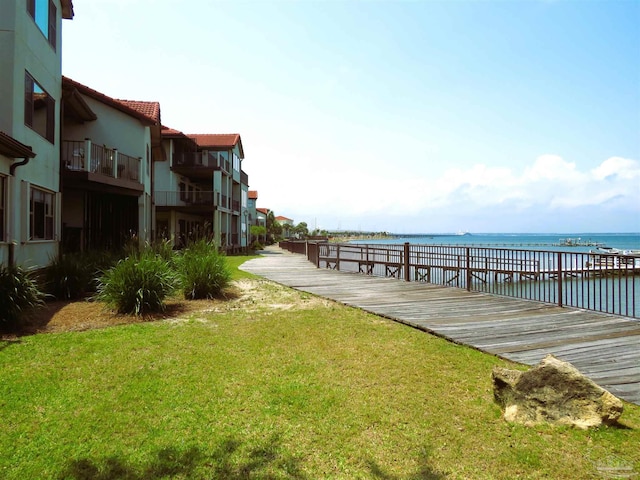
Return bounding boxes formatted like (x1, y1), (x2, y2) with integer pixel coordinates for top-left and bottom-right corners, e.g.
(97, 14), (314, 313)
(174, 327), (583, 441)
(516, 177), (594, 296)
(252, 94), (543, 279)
(266, 211), (282, 243)
(294, 222), (309, 239)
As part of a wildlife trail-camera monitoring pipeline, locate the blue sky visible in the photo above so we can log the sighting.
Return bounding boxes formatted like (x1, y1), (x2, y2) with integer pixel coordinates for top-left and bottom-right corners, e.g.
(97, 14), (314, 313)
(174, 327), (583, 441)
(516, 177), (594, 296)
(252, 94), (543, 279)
(62, 0), (640, 233)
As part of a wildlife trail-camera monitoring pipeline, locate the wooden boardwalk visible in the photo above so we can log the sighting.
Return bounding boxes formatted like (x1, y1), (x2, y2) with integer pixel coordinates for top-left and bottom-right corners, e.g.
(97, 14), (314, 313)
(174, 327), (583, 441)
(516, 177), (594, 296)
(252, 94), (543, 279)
(241, 247), (640, 405)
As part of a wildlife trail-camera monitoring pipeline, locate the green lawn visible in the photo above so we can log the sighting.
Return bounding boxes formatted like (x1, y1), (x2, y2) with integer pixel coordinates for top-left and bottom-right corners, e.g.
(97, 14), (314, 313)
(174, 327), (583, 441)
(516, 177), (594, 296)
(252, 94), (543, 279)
(1, 256), (638, 479)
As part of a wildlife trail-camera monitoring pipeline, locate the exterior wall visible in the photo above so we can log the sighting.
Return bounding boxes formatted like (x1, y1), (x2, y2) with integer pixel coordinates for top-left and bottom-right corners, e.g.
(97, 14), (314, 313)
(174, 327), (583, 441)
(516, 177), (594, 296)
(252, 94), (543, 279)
(241, 187), (248, 248)
(154, 138), (248, 251)
(154, 140), (176, 192)
(63, 95), (153, 243)
(154, 138), (214, 247)
(0, 0), (67, 268)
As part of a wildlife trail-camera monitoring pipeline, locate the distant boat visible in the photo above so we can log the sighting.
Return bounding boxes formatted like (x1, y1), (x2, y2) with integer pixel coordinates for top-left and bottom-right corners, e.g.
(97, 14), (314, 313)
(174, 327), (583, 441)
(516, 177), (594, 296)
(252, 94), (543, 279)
(592, 246), (621, 254)
(456, 231), (471, 236)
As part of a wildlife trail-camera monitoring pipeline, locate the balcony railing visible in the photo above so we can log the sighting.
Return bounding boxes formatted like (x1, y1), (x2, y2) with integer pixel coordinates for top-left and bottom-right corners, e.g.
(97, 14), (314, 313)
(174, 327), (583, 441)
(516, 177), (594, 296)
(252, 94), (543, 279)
(173, 151), (231, 172)
(285, 241), (640, 319)
(155, 190), (216, 207)
(62, 139), (140, 182)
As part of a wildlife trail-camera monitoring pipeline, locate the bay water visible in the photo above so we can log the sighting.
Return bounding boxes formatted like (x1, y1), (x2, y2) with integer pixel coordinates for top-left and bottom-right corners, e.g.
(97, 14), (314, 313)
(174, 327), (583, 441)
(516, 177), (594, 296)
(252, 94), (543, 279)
(351, 232), (640, 253)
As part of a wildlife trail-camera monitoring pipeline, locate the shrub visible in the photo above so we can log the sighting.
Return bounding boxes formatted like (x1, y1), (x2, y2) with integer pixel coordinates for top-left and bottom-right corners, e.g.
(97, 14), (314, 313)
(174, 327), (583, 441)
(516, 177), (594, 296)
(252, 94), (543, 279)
(149, 238), (176, 264)
(0, 265), (44, 327)
(95, 250), (178, 315)
(42, 251), (121, 300)
(42, 253), (93, 300)
(250, 240), (264, 251)
(178, 239), (231, 300)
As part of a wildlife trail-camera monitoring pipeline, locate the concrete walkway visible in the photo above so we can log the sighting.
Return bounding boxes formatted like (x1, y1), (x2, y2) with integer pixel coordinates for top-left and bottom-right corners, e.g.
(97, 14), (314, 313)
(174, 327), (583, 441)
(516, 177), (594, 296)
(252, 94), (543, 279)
(240, 246), (640, 405)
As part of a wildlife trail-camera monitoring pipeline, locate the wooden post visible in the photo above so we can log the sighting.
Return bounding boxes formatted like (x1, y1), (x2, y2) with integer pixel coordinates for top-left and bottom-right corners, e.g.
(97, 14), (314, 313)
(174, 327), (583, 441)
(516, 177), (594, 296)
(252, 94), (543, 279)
(466, 247), (472, 291)
(315, 242), (321, 268)
(404, 242), (410, 282)
(557, 252), (563, 307)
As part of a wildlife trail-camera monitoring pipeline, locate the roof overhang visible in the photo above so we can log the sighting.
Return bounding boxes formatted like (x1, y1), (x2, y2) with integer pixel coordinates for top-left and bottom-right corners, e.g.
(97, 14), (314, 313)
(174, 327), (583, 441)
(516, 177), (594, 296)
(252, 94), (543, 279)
(61, 0), (74, 19)
(62, 77), (156, 126)
(188, 134), (245, 158)
(0, 131), (36, 159)
(62, 85), (98, 122)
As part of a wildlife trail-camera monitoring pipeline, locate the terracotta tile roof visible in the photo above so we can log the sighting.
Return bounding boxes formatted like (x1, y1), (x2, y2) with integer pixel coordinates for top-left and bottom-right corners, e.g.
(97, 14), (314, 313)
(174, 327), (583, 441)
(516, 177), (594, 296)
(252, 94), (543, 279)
(188, 134), (239, 148)
(62, 77), (158, 126)
(276, 216), (293, 222)
(188, 133), (244, 158)
(0, 131), (36, 159)
(118, 100), (160, 124)
(257, 208), (270, 215)
(161, 125), (197, 149)
(248, 190), (258, 199)
(161, 125), (183, 136)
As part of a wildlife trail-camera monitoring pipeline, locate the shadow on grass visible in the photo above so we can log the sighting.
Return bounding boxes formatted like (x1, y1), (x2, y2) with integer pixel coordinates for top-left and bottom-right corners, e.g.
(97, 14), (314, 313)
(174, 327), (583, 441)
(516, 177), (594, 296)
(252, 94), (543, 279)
(58, 435), (308, 480)
(367, 447), (447, 480)
(0, 286), (242, 338)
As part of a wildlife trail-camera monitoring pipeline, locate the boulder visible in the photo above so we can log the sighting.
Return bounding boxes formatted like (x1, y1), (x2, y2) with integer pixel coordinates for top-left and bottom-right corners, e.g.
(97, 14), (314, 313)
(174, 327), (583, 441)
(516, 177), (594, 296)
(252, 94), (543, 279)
(492, 354), (624, 429)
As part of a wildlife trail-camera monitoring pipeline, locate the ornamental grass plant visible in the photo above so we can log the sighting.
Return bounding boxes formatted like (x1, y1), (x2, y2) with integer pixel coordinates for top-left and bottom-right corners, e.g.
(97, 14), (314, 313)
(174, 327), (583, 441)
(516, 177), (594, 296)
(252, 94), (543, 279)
(41, 251), (114, 300)
(177, 238), (231, 300)
(95, 249), (179, 315)
(0, 265), (44, 328)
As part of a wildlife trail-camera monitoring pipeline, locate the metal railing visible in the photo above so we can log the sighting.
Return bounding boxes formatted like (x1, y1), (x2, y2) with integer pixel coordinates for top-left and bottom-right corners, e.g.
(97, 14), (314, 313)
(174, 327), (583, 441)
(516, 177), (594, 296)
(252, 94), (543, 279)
(279, 240), (639, 319)
(155, 190), (215, 207)
(62, 139), (141, 183)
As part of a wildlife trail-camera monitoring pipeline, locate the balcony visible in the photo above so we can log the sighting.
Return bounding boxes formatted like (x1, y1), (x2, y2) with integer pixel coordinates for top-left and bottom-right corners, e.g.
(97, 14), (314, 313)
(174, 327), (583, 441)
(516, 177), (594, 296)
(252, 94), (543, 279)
(62, 139), (143, 194)
(155, 190), (217, 213)
(172, 151), (232, 179)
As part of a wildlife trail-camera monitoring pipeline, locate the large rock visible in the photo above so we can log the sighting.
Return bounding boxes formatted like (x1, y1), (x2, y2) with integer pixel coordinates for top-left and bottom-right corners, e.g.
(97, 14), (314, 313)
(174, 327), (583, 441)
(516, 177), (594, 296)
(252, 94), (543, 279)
(492, 354), (623, 429)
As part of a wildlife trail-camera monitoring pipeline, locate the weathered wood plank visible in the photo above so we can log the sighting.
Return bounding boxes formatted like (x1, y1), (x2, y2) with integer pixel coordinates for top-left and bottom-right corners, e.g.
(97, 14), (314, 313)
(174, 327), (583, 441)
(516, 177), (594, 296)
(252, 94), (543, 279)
(241, 248), (640, 405)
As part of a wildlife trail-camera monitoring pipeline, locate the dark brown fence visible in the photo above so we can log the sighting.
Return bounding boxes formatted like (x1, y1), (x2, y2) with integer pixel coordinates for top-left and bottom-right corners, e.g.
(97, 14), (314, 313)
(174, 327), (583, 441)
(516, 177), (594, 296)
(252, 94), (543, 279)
(278, 240), (639, 319)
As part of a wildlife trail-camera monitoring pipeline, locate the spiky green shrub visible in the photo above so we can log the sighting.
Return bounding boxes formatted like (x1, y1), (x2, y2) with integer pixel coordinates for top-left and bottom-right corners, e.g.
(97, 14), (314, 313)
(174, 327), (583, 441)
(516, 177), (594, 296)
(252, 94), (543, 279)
(0, 265), (44, 327)
(42, 251), (121, 300)
(42, 253), (93, 300)
(178, 239), (231, 300)
(149, 238), (176, 265)
(95, 250), (178, 315)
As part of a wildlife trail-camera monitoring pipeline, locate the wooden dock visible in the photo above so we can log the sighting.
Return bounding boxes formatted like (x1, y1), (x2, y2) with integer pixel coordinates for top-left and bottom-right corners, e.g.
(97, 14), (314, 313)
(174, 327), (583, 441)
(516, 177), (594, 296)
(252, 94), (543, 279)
(241, 247), (640, 405)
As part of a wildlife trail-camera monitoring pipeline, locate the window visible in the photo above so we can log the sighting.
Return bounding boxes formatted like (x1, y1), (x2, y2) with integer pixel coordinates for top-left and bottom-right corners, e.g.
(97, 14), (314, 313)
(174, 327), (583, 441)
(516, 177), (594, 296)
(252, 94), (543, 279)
(179, 182), (186, 201)
(25, 72), (55, 143)
(30, 187), (54, 240)
(0, 176), (5, 241)
(27, 0), (57, 49)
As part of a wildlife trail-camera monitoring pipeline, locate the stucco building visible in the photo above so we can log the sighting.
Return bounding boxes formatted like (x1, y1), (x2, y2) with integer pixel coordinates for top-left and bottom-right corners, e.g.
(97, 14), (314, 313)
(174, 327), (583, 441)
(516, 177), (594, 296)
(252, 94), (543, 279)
(0, 0), (74, 267)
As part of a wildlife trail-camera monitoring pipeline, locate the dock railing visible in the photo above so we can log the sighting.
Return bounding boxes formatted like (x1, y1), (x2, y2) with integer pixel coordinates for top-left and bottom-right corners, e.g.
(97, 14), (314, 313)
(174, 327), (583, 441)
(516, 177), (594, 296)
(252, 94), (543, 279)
(278, 240), (639, 319)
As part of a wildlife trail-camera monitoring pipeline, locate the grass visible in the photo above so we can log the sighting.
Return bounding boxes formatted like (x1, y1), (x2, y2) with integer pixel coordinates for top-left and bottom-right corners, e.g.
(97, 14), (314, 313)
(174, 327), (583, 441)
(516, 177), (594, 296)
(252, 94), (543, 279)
(0, 255), (638, 479)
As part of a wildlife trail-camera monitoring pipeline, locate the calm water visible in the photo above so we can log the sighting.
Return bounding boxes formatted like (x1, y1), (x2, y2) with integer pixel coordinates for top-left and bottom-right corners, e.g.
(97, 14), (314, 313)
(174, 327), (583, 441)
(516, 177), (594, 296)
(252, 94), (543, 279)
(348, 232), (640, 317)
(351, 232), (640, 253)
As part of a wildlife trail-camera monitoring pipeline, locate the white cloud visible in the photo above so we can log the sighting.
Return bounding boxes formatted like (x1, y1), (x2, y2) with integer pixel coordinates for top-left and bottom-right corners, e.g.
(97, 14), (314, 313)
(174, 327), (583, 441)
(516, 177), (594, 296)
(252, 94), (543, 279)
(592, 156), (640, 181)
(261, 154), (639, 232)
